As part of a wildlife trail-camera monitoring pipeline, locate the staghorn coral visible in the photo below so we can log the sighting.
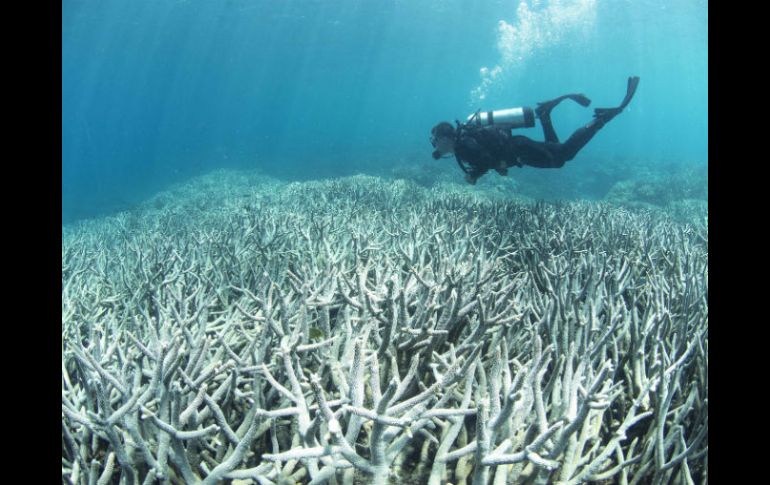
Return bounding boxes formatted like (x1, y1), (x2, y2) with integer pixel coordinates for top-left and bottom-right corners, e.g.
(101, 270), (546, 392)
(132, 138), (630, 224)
(604, 164), (708, 209)
(62, 172), (707, 485)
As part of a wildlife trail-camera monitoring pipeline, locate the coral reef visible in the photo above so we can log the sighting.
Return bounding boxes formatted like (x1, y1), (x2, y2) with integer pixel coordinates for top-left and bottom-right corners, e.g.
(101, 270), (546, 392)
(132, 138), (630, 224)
(62, 171), (707, 484)
(604, 164), (708, 207)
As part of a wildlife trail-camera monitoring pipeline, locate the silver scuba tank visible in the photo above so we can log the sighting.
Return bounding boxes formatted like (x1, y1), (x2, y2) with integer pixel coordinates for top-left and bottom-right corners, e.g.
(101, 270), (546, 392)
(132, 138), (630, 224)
(466, 107), (535, 129)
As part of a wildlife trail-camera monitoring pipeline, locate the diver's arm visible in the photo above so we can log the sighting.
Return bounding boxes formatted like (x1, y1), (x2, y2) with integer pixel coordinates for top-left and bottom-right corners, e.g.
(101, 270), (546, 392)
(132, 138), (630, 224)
(456, 134), (494, 184)
(465, 166), (489, 184)
(454, 157), (470, 174)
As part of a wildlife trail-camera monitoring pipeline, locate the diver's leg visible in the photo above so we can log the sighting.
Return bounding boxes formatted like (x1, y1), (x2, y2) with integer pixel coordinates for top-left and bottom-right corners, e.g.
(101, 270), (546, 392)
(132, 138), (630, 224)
(536, 108), (560, 144)
(535, 93), (592, 143)
(554, 121), (605, 162)
(557, 77), (640, 162)
(507, 136), (566, 169)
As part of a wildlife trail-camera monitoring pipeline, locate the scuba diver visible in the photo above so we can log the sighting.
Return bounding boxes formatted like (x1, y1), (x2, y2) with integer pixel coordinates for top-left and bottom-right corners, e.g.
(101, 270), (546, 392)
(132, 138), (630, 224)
(430, 76), (640, 184)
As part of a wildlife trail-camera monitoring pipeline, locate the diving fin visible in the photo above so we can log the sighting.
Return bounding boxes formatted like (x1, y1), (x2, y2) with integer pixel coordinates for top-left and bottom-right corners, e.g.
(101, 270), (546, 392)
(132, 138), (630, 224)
(619, 76), (640, 110)
(594, 76), (640, 122)
(569, 93), (592, 107)
(536, 93), (592, 119)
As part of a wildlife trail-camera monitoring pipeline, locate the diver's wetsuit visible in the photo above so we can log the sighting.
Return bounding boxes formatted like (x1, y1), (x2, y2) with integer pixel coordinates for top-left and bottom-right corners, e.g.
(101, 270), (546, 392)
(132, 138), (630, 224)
(453, 76), (639, 182)
(453, 116), (609, 180)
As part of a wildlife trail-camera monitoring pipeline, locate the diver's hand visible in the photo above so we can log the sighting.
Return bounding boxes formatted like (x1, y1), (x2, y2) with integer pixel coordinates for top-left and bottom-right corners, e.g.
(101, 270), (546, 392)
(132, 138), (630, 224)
(464, 174), (477, 185)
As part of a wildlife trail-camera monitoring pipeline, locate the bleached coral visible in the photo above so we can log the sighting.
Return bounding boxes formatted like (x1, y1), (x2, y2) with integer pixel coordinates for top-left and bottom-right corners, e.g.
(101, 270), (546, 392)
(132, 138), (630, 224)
(62, 172), (707, 485)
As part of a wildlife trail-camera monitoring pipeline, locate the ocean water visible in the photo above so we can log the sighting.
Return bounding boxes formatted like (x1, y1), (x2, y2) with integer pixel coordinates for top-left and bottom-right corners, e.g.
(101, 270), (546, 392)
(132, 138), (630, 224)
(62, 0), (707, 223)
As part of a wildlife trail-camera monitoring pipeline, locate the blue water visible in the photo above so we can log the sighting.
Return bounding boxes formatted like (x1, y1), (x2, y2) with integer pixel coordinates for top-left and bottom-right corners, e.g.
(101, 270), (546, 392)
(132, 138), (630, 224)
(62, 0), (707, 223)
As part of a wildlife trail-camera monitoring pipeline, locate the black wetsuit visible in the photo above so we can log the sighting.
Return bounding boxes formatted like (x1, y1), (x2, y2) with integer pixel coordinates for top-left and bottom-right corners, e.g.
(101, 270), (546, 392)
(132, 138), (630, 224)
(454, 114), (610, 181)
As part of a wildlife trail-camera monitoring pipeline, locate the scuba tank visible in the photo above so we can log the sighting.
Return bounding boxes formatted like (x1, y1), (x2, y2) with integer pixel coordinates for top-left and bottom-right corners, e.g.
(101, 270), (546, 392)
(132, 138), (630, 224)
(465, 107), (535, 129)
(432, 106), (536, 160)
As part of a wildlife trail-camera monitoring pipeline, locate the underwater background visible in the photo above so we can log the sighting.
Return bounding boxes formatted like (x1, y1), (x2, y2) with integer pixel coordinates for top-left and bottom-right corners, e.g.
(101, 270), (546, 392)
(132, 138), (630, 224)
(62, 0), (707, 224)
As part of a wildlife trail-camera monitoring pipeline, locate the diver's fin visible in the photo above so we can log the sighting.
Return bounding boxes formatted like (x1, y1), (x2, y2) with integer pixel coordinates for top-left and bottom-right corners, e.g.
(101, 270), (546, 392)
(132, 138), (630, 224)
(619, 76), (640, 110)
(569, 93), (592, 107)
(593, 76), (639, 122)
(536, 93), (592, 118)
